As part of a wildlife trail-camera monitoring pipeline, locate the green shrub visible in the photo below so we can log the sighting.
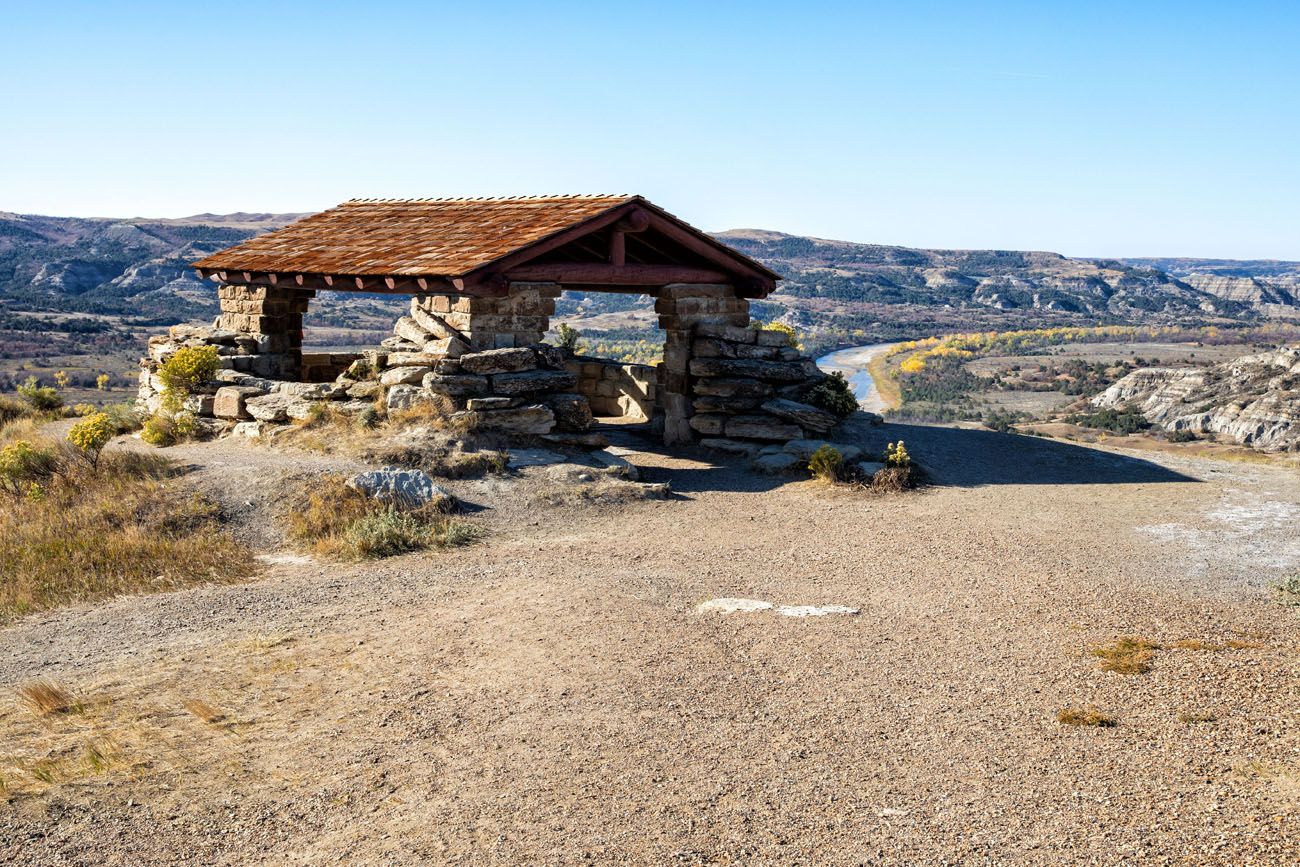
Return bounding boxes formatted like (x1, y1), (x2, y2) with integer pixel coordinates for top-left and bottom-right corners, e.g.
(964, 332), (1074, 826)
(1165, 429), (1198, 443)
(804, 371), (859, 419)
(0, 440), (62, 496)
(984, 409), (1025, 433)
(808, 444), (843, 482)
(884, 440), (911, 468)
(556, 323), (583, 356)
(0, 395), (30, 426)
(67, 413), (116, 468)
(761, 321), (800, 349)
(1067, 407), (1151, 434)
(157, 346), (221, 398)
(140, 411), (195, 447)
(17, 377), (62, 412)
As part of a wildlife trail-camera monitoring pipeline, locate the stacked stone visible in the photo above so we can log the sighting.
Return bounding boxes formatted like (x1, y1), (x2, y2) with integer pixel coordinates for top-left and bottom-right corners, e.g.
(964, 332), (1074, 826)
(685, 322), (839, 446)
(213, 284), (311, 378)
(565, 358), (658, 420)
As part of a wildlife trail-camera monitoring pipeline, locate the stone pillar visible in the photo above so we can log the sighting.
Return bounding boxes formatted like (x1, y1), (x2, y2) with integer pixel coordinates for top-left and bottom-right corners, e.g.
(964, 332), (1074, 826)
(215, 283), (310, 379)
(412, 282), (560, 351)
(654, 283), (750, 445)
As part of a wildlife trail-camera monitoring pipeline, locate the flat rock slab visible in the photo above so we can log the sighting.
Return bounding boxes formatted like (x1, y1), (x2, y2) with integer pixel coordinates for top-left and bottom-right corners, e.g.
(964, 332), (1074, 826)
(587, 450), (640, 480)
(752, 452), (803, 474)
(508, 448), (567, 469)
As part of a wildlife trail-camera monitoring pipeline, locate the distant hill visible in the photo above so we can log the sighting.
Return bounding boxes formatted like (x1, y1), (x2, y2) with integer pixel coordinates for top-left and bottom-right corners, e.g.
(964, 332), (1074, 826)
(3, 212), (1298, 340)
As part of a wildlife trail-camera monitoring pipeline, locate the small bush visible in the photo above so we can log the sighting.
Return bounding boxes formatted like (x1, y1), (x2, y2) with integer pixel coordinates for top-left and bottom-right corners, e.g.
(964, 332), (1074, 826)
(761, 321), (800, 349)
(804, 371), (858, 419)
(17, 377), (62, 412)
(1067, 406), (1151, 434)
(96, 373), (111, 391)
(0, 395), (31, 426)
(1089, 636), (1159, 674)
(1165, 429), (1198, 443)
(287, 475), (476, 560)
(1057, 707), (1117, 727)
(883, 440), (911, 468)
(67, 412), (116, 468)
(157, 345), (221, 398)
(1273, 574), (1300, 607)
(556, 323), (583, 356)
(983, 409), (1025, 433)
(0, 440), (61, 496)
(808, 444), (843, 482)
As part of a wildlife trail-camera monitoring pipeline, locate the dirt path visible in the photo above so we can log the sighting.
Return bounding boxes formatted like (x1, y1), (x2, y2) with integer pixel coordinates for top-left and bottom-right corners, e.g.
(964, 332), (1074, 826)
(2, 422), (1298, 865)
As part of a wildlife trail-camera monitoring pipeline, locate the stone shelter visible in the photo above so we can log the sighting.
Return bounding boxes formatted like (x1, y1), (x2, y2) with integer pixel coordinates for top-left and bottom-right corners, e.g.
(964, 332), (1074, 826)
(139, 196), (846, 448)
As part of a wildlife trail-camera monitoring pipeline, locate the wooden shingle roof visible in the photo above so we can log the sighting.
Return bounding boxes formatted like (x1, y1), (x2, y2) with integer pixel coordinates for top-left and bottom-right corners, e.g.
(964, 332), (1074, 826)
(192, 195), (632, 277)
(191, 195), (780, 296)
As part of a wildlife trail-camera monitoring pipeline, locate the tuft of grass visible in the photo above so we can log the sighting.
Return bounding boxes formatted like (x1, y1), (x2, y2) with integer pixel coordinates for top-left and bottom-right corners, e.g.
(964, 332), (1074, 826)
(0, 443), (253, 620)
(1273, 574), (1300, 607)
(18, 680), (83, 716)
(1057, 706), (1117, 727)
(1089, 636), (1160, 674)
(183, 698), (226, 724)
(1178, 709), (1218, 724)
(286, 475), (476, 560)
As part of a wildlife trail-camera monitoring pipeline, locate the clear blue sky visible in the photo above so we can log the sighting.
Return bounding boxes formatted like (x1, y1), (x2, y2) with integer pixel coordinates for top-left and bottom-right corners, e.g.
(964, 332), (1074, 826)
(2, 1), (1297, 258)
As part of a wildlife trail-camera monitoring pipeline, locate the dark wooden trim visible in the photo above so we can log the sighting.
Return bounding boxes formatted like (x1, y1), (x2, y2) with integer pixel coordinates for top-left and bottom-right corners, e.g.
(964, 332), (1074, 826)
(196, 268), (458, 295)
(502, 263), (730, 285)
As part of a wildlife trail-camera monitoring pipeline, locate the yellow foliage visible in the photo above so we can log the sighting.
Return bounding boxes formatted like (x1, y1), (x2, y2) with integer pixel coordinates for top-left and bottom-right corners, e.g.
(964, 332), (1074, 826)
(67, 413), (116, 465)
(884, 441), (911, 468)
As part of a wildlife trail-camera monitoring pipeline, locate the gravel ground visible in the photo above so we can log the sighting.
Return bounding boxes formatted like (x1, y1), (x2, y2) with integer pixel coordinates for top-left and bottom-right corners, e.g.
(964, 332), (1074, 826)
(1, 420), (1297, 865)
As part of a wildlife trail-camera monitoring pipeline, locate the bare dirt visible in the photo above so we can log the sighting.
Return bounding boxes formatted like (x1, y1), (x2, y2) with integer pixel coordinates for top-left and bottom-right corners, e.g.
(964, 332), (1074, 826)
(2, 418), (1298, 865)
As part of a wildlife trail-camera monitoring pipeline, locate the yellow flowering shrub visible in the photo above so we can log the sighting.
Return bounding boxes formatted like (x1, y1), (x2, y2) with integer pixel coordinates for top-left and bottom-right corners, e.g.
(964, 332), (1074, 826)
(68, 412), (116, 467)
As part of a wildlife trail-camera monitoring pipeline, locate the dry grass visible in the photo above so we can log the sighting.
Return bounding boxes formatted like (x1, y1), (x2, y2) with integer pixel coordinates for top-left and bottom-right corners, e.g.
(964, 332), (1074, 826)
(183, 698), (226, 724)
(18, 681), (83, 716)
(1178, 709), (1218, 724)
(0, 444), (254, 621)
(1057, 706), (1117, 727)
(286, 474), (477, 560)
(1089, 636), (1160, 674)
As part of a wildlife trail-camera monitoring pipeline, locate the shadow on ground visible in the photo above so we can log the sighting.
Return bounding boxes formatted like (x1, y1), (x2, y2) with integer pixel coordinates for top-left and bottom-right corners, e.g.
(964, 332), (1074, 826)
(615, 416), (1201, 494)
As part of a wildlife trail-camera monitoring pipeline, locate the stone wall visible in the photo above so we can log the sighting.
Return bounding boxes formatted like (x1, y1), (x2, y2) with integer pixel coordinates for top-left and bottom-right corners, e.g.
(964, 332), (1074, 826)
(142, 278), (843, 450)
(564, 357), (658, 420)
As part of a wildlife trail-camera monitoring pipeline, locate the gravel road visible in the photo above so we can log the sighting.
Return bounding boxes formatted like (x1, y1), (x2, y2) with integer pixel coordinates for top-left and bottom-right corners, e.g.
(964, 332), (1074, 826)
(1, 420), (1297, 865)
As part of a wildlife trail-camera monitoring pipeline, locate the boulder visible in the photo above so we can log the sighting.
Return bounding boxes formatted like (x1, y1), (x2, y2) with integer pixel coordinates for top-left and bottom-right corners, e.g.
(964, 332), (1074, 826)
(692, 377), (773, 398)
(459, 347), (537, 375)
(490, 369), (577, 395)
(689, 357), (808, 382)
(381, 336), (422, 352)
(548, 393), (594, 431)
(689, 414), (727, 435)
(422, 372), (489, 397)
(231, 421), (264, 438)
(245, 393), (292, 423)
(724, 415), (803, 441)
(855, 460), (887, 476)
(213, 385), (265, 420)
(276, 382), (330, 401)
(760, 398), (839, 433)
(588, 450), (639, 481)
(380, 366), (433, 386)
(285, 399), (321, 421)
(456, 404), (556, 435)
(752, 452), (803, 474)
(534, 344), (566, 370)
(346, 466), (453, 510)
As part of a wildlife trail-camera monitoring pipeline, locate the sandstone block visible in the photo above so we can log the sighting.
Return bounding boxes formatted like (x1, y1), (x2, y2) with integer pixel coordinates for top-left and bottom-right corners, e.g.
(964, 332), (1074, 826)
(422, 372), (489, 397)
(245, 393), (291, 423)
(695, 322), (757, 344)
(694, 395), (762, 413)
(347, 381), (382, 400)
(393, 315), (433, 345)
(760, 398), (839, 433)
(699, 438), (761, 456)
(213, 386), (264, 419)
(466, 396), (517, 411)
(459, 347), (537, 375)
(782, 439), (863, 463)
(547, 393), (593, 432)
(724, 415), (802, 441)
(689, 414), (727, 435)
(756, 329), (794, 347)
(490, 369), (577, 395)
(689, 357), (807, 382)
(380, 366), (433, 386)
(692, 377), (773, 398)
(456, 404), (555, 435)
(424, 336), (470, 358)
(386, 385), (439, 412)
(752, 451), (802, 474)
(409, 304), (465, 340)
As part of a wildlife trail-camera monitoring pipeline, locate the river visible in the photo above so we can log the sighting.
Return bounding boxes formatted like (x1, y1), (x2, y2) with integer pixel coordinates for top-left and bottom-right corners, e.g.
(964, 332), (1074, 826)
(814, 342), (902, 414)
